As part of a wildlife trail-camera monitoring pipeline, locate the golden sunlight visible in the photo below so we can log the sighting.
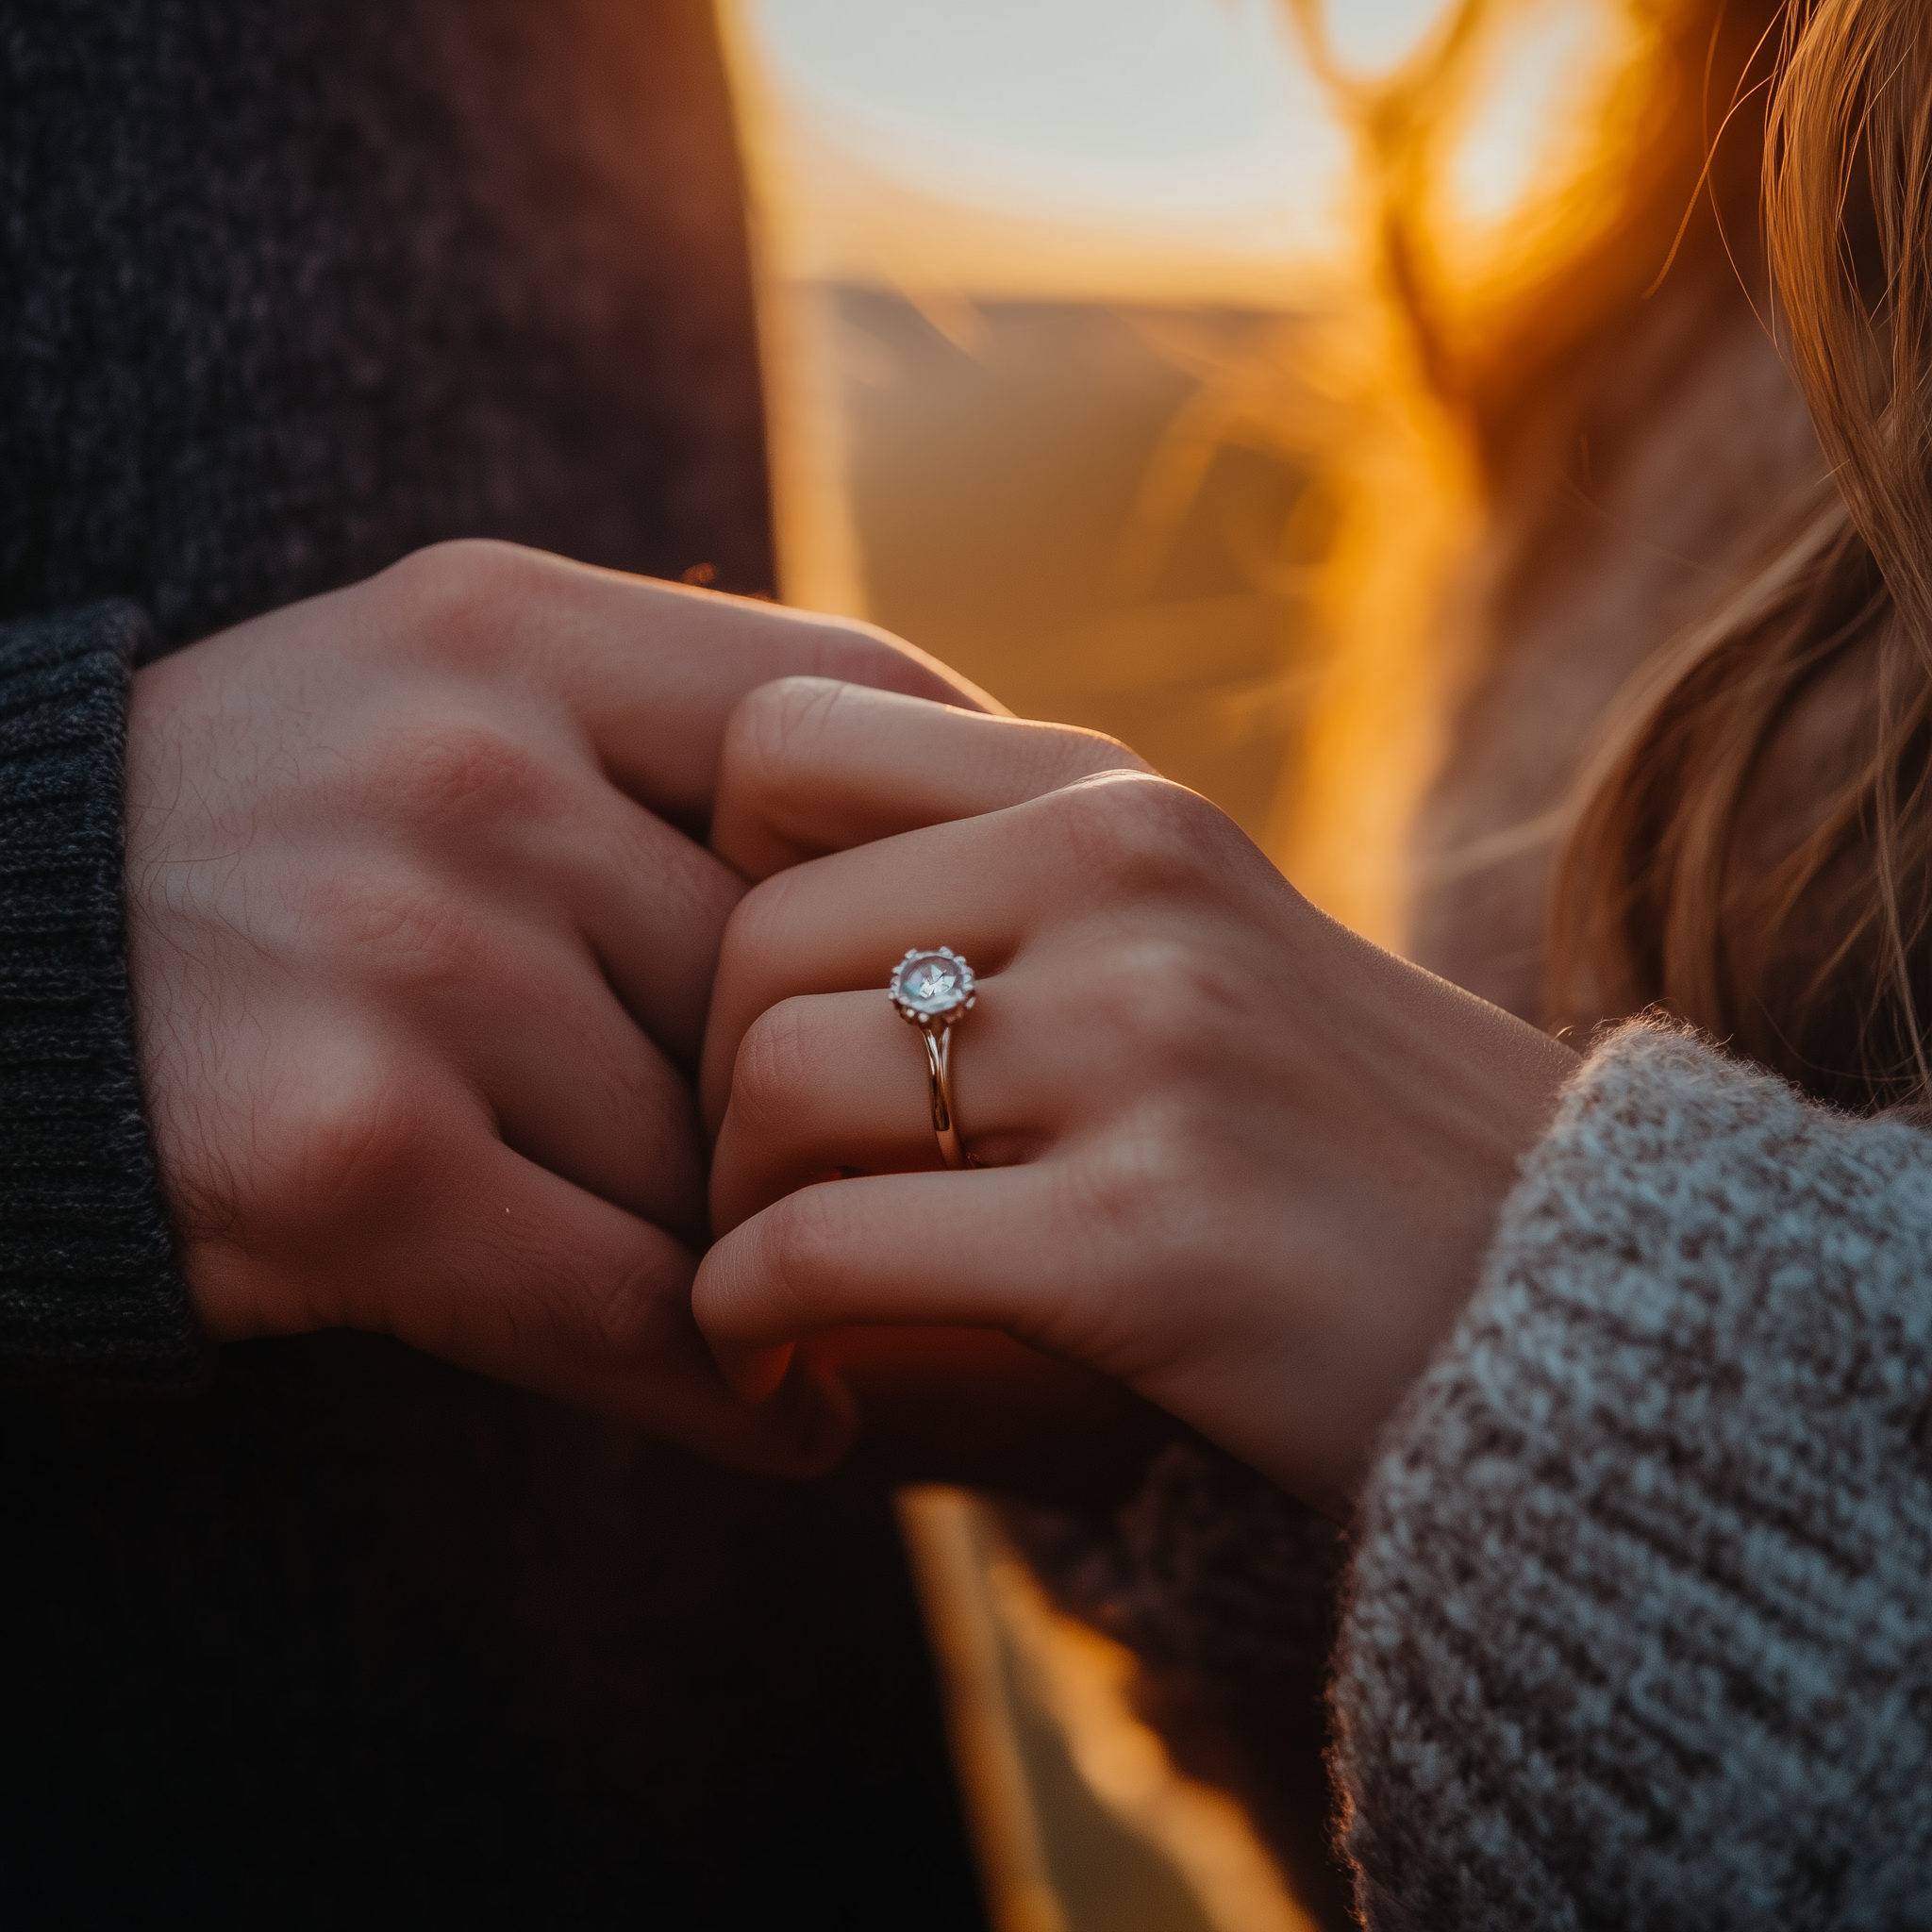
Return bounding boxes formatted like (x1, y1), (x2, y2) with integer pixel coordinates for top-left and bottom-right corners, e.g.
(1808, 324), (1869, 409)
(722, 0), (1665, 927)
(1425, 0), (1665, 302)
(1444, 2), (1626, 226)
(739, 0), (1358, 303)
(1318, 0), (1460, 79)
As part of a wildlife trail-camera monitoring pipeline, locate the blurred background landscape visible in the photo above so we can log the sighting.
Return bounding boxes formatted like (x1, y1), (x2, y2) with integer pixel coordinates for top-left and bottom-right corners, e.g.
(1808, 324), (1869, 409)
(722, 0), (1659, 939)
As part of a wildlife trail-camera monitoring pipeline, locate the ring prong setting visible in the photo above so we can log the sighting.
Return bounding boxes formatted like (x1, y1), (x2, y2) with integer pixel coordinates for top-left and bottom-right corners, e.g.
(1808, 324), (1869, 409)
(889, 946), (976, 1030)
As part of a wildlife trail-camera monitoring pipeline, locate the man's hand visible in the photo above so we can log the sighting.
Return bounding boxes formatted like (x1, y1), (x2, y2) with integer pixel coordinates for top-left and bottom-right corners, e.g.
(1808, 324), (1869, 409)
(125, 540), (986, 1474)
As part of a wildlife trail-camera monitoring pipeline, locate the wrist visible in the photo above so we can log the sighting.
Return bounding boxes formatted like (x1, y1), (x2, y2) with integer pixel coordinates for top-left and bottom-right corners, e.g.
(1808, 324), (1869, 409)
(1324, 1008), (1578, 1511)
(1203, 937), (1580, 1518)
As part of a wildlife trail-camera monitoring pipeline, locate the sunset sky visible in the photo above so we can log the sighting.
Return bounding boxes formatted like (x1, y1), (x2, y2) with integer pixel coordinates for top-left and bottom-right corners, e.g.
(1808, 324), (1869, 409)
(730, 0), (1637, 302)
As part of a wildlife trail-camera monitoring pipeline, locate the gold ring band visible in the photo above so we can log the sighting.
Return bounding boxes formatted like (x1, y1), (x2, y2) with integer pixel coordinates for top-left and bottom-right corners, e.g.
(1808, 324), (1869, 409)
(888, 946), (976, 1170)
(921, 1024), (967, 1171)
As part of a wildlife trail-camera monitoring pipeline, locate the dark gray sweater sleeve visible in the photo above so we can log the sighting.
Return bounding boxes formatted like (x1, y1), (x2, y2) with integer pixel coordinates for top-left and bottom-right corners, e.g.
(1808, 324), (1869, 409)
(1335, 1021), (1932, 1930)
(0, 604), (203, 1388)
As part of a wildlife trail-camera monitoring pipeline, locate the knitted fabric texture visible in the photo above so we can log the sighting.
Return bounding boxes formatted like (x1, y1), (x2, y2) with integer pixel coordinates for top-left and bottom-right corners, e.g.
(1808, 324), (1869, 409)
(0, 604), (200, 1385)
(1335, 1020), (1932, 1930)
(0, 0), (774, 646)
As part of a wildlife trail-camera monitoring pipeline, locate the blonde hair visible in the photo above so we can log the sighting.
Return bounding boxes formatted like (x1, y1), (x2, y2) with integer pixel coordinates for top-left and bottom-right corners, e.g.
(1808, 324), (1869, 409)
(1553, 0), (1932, 1108)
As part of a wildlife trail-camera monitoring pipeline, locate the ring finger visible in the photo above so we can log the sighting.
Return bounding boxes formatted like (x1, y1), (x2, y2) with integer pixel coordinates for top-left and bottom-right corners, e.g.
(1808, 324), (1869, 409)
(701, 770), (1158, 1132)
(709, 963), (1092, 1234)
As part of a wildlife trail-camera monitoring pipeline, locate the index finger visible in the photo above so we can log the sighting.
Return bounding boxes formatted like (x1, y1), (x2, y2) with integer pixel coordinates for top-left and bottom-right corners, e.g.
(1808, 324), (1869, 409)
(711, 676), (1151, 878)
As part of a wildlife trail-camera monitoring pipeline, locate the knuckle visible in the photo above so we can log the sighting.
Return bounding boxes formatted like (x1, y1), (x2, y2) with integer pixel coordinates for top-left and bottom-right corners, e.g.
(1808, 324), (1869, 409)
(565, 1244), (690, 1364)
(1035, 1114), (1223, 1378)
(1056, 929), (1241, 1067)
(256, 1038), (448, 1237)
(1045, 773), (1221, 891)
(752, 1182), (849, 1318)
(1059, 1124), (1164, 1243)
(1065, 1106), (1213, 1266)
(1132, 1091), (1230, 1201)
(790, 615), (930, 694)
(729, 997), (818, 1138)
(376, 538), (551, 645)
(728, 675), (847, 797)
(1009, 720), (1149, 791)
(378, 533), (544, 614)
(718, 866), (806, 987)
(310, 859), (484, 1001)
(375, 713), (558, 834)
(1023, 1143), (1165, 1364)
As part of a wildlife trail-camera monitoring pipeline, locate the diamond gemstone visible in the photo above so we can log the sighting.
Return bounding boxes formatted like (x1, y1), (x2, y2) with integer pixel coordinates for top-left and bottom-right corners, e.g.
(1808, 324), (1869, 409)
(893, 949), (973, 1018)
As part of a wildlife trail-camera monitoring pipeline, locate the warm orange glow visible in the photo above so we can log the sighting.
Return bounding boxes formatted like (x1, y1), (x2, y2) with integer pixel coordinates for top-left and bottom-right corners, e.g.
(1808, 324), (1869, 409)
(737, 0), (1359, 303)
(900, 1488), (1318, 1932)
(1262, 0), (1674, 939)
(723, 0), (1674, 942)
(1320, 0), (1461, 80)
(1255, 307), (1481, 944)
(1421, 2), (1673, 321)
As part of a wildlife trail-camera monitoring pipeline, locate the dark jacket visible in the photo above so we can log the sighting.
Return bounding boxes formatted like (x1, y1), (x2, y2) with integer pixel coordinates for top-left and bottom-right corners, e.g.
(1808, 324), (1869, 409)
(0, 5), (981, 1923)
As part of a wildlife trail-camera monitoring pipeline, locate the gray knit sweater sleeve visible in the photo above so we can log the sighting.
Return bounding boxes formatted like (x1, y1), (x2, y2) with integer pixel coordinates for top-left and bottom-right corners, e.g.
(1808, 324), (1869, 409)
(0, 603), (203, 1388)
(1335, 1020), (1932, 1930)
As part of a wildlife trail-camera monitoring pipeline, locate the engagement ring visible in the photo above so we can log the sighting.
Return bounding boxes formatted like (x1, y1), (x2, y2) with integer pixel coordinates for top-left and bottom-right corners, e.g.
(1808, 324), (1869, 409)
(889, 947), (975, 1169)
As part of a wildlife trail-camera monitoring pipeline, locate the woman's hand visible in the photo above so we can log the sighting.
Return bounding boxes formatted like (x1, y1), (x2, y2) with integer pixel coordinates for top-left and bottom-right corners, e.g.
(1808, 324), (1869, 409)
(696, 678), (1578, 1515)
(126, 542), (982, 1475)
